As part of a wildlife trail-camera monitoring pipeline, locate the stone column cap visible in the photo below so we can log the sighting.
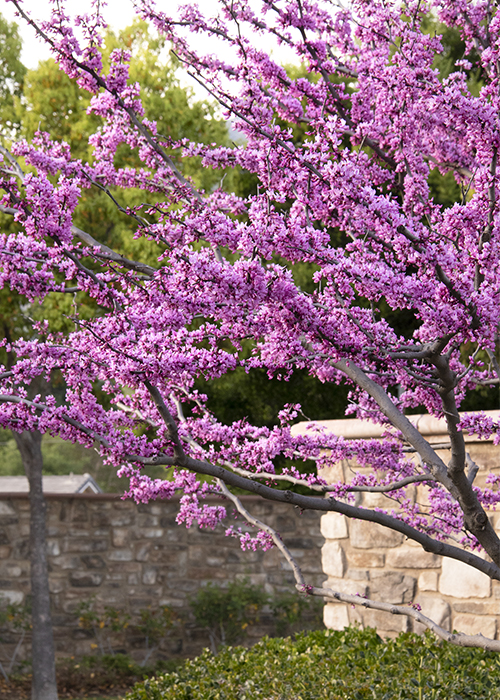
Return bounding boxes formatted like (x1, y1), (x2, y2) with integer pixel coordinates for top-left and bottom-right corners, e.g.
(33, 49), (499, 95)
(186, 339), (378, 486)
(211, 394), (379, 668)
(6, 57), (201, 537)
(291, 409), (500, 442)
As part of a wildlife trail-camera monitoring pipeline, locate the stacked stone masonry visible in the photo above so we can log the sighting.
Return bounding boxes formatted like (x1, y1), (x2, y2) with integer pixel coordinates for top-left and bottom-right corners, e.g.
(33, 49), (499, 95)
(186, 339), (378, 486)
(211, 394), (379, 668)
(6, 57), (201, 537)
(309, 412), (500, 640)
(0, 494), (324, 662)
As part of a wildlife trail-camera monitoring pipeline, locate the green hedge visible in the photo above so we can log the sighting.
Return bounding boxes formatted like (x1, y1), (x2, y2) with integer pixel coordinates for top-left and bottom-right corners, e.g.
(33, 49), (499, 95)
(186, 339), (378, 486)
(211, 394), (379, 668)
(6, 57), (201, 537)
(126, 627), (500, 700)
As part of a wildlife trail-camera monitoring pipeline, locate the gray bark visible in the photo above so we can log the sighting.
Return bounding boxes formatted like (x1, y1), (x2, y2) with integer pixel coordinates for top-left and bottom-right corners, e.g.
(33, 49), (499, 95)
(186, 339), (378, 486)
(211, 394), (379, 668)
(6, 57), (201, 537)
(13, 430), (58, 700)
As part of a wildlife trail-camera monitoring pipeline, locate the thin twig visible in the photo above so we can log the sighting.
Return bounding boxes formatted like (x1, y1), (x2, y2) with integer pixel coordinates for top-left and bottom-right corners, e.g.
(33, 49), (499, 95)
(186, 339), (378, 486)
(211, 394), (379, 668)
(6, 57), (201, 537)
(217, 479), (306, 587)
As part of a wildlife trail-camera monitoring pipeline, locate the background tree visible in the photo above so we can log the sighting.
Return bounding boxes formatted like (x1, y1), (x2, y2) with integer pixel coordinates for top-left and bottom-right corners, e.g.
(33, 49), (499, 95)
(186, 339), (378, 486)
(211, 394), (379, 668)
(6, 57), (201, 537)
(0, 11), (25, 138)
(3, 0), (500, 654)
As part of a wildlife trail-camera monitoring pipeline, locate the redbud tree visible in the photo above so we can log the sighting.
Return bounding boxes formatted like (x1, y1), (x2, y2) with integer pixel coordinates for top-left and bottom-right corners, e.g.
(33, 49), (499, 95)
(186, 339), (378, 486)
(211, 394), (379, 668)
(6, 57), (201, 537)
(2, 0), (500, 649)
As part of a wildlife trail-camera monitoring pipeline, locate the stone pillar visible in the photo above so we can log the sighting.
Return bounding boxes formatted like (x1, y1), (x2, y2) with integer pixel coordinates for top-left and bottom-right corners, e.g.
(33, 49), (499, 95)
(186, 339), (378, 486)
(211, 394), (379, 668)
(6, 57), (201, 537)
(293, 410), (500, 639)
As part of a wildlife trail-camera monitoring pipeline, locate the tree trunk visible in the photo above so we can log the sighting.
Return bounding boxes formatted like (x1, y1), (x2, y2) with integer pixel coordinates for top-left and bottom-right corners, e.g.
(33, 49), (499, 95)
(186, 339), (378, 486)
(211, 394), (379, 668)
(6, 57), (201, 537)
(13, 430), (58, 700)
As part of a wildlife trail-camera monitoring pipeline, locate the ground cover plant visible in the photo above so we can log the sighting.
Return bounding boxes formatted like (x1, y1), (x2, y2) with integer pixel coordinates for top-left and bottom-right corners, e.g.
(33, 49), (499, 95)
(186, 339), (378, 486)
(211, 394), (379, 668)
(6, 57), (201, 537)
(5, 0), (500, 695)
(126, 627), (500, 700)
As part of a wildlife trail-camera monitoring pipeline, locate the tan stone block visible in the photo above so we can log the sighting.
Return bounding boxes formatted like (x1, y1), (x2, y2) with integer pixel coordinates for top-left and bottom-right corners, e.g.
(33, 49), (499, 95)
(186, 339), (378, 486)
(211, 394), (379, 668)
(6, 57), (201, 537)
(349, 606), (364, 627)
(323, 603), (349, 630)
(386, 547), (439, 569)
(143, 528), (164, 538)
(453, 602), (487, 614)
(70, 572), (104, 587)
(369, 571), (415, 604)
(159, 597), (185, 608)
(63, 538), (107, 553)
(134, 543), (152, 562)
(0, 502), (17, 516)
(107, 572), (125, 582)
(110, 513), (135, 527)
(53, 554), (80, 570)
(415, 485), (431, 508)
(413, 595), (450, 635)
(347, 550), (386, 568)
(350, 520), (403, 549)
(363, 609), (410, 633)
(418, 571), (438, 592)
(108, 549), (133, 561)
(235, 572), (268, 587)
(321, 541), (346, 577)
(47, 526), (63, 537)
(47, 539), (60, 557)
(320, 513), (348, 539)
(49, 579), (64, 594)
(0, 590), (24, 604)
(93, 528), (110, 537)
(324, 576), (368, 597)
(0, 546), (12, 559)
(318, 462), (345, 486)
(112, 528), (130, 547)
(453, 613), (496, 638)
(361, 493), (393, 509)
(439, 558), (491, 598)
(347, 569), (369, 580)
(142, 567), (157, 585)
(207, 556), (226, 566)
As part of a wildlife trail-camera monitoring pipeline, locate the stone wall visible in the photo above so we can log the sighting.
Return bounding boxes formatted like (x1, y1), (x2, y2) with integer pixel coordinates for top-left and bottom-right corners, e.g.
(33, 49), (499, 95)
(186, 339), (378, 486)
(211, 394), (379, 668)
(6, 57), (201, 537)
(299, 411), (500, 639)
(0, 494), (324, 663)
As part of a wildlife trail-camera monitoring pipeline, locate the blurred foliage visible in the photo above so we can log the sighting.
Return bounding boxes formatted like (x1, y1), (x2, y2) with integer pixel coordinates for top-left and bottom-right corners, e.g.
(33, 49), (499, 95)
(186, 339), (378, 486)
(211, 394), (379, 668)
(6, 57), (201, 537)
(189, 579), (321, 654)
(77, 598), (131, 656)
(189, 579), (268, 654)
(0, 600), (31, 681)
(0, 13), (26, 137)
(15, 20), (231, 265)
(270, 590), (322, 638)
(136, 606), (181, 667)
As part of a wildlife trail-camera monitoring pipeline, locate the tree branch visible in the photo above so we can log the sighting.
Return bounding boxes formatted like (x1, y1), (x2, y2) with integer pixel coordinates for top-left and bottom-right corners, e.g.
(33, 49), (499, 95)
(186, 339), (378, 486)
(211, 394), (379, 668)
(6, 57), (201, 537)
(71, 225), (157, 277)
(127, 450), (500, 580)
(332, 358), (457, 493)
(143, 381), (187, 463)
(312, 586), (500, 651)
(227, 464), (436, 493)
(432, 354), (500, 563)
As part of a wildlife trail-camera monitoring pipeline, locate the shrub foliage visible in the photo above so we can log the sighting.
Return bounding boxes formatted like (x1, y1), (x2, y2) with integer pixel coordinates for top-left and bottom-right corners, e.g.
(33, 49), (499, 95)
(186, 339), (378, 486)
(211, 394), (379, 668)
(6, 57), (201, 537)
(126, 627), (500, 700)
